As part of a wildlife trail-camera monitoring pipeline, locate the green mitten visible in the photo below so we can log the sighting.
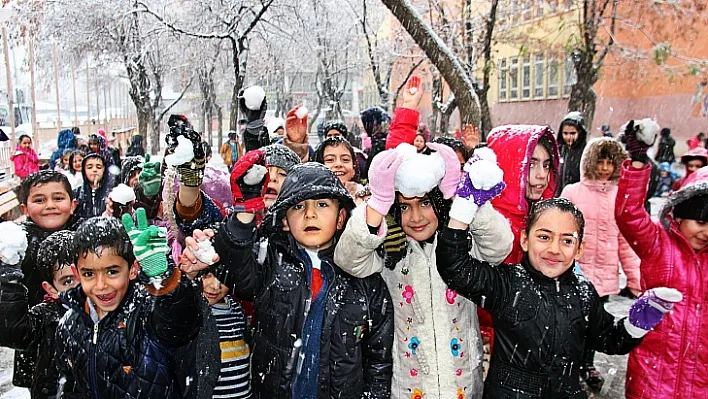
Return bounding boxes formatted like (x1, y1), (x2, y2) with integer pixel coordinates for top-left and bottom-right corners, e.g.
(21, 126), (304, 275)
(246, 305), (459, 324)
(122, 208), (169, 278)
(139, 161), (162, 197)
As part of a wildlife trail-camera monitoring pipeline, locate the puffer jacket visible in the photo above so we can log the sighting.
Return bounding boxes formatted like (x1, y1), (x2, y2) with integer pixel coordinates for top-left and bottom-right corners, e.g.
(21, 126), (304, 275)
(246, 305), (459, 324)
(334, 203), (513, 399)
(0, 282), (69, 399)
(488, 125), (560, 263)
(560, 138), (640, 297)
(616, 161), (708, 399)
(213, 215), (394, 399)
(436, 227), (643, 399)
(12, 145), (40, 179)
(55, 271), (202, 399)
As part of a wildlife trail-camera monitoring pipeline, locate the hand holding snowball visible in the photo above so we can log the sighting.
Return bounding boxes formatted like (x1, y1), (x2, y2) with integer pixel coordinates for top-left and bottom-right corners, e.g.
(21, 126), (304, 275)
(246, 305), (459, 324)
(401, 76), (423, 110)
(449, 148), (506, 225)
(182, 229), (219, 280)
(625, 287), (682, 338)
(0, 222), (28, 283)
(285, 104), (309, 143)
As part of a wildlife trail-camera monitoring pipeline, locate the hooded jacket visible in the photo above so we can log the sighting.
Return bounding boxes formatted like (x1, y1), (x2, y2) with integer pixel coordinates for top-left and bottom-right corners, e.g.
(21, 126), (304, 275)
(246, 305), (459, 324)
(89, 134), (118, 168)
(487, 125), (560, 263)
(560, 138), (640, 296)
(556, 115), (588, 195)
(56, 272), (202, 399)
(671, 147), (708, 191)
(74, 153), (114, 219)
(49, 129), (76, 170)
(655, 129), (676, 164)
(616, 162), (708, 399)
(126, 134), (145, 157)
(12, 144), (39, 179)
(436, 228), (643, 399)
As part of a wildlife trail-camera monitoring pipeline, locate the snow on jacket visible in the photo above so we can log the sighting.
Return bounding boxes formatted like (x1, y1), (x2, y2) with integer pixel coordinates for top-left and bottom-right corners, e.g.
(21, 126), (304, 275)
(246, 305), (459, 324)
(212, 215), (394, 399)
(616, 161), (708, 399)
(560, 138), (640, 297)
(333, 203), (513, 399)
(487, 125), (559, 263)
(11, 145), (39, 179)
(73, 153), (115, 219)
(56, 272), (202, 399)
(437, 227), (643, 399)
(49, 129), (76, 170)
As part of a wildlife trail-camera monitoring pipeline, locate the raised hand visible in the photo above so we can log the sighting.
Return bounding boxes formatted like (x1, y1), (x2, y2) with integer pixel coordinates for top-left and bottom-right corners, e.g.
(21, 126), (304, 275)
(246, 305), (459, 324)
(230, 149), (269, 213)
(625, 287), (682, 338)
(624, 119), (659, 163)
(401, 75), (423, 110)
(122, 208), (169, 278)
(449, 148), (506, 225)
(367, 150), (404, 216)
(181, 229), (219, 280)
(138, 160), (162, 197)
(0, 222), (27, 283)
(285, 104), (309, 143)
(461, 124), (480, 151)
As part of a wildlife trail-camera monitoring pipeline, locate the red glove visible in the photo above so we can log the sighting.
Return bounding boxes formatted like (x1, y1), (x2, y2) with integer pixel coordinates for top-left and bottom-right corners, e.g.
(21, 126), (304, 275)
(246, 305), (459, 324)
(230, 149), (270, 213)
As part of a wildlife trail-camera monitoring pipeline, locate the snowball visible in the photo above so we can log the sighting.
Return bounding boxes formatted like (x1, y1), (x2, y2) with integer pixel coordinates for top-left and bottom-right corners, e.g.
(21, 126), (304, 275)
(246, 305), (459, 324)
(0, 222), (28, 265)
(472, 147), (497, 163)
(108, 164), (121, 176)
(635, 118), (660, 145)
(243, 164), (267, 185)
(465, 158), (504, 190)
(393, 143), (446, 198)
(193, 239), (217, 266)
(110, 184), (136, 205)
(295, 106), (308, 120)
(409, 87), (418, 95)
(243, 86), (266, 111)
(165, 135), (194, 167)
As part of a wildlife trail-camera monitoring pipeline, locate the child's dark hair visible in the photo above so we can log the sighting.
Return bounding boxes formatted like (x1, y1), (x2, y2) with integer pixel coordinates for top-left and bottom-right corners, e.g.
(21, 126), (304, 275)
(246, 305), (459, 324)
(432, 137), (468, 161)
(19, 170), (73, 205)
(73, 217), (135, 266)
(37, 230), (75, 284)
(537, 135), (556, 171)
(17, 134), (31, 144)
(68, 150), (83, 175)
(314, 136), (359, 182)
(526, 198), (585, 242)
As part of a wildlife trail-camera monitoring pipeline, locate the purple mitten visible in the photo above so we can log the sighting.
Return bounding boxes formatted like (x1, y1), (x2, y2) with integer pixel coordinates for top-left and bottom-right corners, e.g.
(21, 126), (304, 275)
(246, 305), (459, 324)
(449, 155), (506, 225)
(367, 150), (404, 215)
(626, 287), (682, 338)
(426, 142), (461, 199)
(456, 178), (506, 207)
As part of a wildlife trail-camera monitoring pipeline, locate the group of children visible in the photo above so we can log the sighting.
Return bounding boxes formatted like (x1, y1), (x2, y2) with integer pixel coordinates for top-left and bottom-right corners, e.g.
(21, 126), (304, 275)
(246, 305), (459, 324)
(0, 78), (706, 399)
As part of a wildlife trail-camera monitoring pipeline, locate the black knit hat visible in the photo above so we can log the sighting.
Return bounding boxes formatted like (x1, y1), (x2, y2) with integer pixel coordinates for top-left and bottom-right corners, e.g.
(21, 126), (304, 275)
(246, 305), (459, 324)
(360, 107), (391, 136)
(673, 194), (708, 222)
(323, 120), (348, 137)
(262, 162), (354, 233)
(262, 144), (301, 173)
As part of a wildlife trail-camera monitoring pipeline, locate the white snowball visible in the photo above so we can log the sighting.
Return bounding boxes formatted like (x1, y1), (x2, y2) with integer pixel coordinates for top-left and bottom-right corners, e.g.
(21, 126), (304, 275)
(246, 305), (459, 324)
(295, 106), (309, 120)
(193, 240), (217, 266)
(243, 86), (266, 111)
(0, 222), (28, 265)
(409, 87), (418, 95)
(243, 164), (267, 185)
(165, 136), (195, 167)
(110, 184), (136, 205)
(393, 144), (446, 198)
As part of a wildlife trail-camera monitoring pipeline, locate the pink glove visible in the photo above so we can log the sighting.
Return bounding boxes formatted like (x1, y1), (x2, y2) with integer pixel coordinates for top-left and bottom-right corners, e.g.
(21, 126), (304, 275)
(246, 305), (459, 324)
(426, 142), (461, 199)
(367, 151), (404, 215)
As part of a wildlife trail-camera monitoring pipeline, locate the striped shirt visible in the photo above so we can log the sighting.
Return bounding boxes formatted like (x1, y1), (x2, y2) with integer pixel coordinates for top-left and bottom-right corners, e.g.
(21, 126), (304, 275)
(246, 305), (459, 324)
(211, 296), (252, 399)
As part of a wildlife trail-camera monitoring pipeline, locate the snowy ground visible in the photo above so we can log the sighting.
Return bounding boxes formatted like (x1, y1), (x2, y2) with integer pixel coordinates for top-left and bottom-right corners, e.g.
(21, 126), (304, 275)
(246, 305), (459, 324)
(0, 295), (635, 399)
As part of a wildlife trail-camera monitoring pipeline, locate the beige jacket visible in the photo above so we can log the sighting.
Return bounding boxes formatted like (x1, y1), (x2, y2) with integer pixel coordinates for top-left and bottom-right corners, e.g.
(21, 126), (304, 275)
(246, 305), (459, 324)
(334, 203), (514, 399)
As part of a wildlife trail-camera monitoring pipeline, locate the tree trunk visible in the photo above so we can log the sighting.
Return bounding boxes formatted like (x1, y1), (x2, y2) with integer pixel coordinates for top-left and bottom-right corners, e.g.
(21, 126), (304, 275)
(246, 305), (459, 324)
(381, 0), (480, 126)
(229, 38), (248, 131)
(148, 108), (161, 155)
(216, 105), (224, 147)
(478, 88), (493, 139)
(568, 50), (598, 129)
(476, 0), (499, 140)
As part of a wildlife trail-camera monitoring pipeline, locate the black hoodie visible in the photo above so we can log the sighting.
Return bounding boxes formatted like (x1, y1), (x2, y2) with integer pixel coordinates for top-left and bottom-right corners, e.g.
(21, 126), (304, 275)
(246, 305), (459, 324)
(73, 153), (115, 218)
(556, 118), (588, 195)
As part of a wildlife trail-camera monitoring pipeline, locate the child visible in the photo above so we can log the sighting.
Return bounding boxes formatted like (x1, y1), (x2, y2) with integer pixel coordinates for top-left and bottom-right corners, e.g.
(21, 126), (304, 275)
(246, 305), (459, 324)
(437, 194), (681, 398)
(74, 153), (114, 218)
(49, 129), (76, 170)
(654, 162), (674, 197)
(556, 111), (588, 195)
(189, 162), (394, 398)
(11, 134), (39, 179)
(119, 155), (144, 188)
(616, 119), (708, 399)
(413, 132), (426, 152)
(55, 212), (203, 398)
(314, 136), (362, 198)
(261, 144), (301, 209)
(200, 272), (253, 399)
(671, 147), (707, 190)
(0, 228), (79, 398)
(64, 150), (84, 189)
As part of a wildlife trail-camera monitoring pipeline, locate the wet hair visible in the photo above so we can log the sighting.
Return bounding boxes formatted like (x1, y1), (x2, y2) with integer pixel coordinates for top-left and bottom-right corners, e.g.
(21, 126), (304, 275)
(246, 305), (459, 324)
(18, 134), (31, 144)
(314, 136), (359, 182)
(19, 170), (73, 205)
(536, 135), (556, 171)
(73, 216), (135, 266)
(37, 230), (75, 284)
(525, 198), (585, 242)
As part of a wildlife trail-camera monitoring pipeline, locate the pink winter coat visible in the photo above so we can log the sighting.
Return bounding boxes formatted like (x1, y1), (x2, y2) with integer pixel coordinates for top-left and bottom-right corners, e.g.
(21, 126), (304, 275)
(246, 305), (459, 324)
(11, 146), (39, 179)
(616, 161), (708, 399)
(561, 138), (640, 297)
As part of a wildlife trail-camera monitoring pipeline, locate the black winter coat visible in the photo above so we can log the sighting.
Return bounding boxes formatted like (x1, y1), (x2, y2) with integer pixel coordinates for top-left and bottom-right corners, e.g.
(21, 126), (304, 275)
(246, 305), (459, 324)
(436, 227), (643, 399)
(655, 135), (676, 164)
(213, 215), (394, 399)
(55, 271), (202, 399)
(0, 282), (69, 398)
(556, 143), (585, 196)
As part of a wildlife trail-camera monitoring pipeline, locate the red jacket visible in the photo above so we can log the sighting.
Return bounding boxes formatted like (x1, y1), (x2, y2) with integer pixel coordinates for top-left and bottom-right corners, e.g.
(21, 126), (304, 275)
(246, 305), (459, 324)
(616, 161), (708, 399)
(11, 146), (39, 179)
(487, 125), (559, 263)
(385, 107), (419, 149)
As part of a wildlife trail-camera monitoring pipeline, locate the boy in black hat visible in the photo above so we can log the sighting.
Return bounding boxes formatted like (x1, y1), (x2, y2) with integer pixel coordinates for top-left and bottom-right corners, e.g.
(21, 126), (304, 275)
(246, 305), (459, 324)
(185, 161), (394, 399)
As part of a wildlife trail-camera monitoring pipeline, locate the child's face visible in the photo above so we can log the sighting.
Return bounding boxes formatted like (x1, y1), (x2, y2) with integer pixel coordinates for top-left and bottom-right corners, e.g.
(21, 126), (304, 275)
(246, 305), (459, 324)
(265, 166), (287, 209)
(323, 145), (355, 184)
(21, 182), (77, 231)
(413, 135), (426, 151)
(520, 208), (585, 279)
(201, 273), (229, 305)
(19, 137), (31, 150)
(595, 158), (615, 181)
(84, 158), (105, 187)
(526, 144), (551, 201)
(562, 126), (579, 146)
(42, 265), (79, 300)
(325, 129), (343, 139)
(687, 160), (705, 174)
(73, 247), (138, 318)
(660, 170), (670, 177)
(398, 194), (438, 242)
(128, 169), (141, 188)
(675, 218), (708, 251)
(72, 155), (83, 173)
(61, 155), (69, 166)
(89, 143), (99, 153)
(283, 198), (346, 251)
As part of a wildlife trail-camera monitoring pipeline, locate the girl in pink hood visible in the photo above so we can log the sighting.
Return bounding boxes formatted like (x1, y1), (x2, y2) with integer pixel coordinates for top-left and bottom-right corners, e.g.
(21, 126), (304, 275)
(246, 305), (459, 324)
(11, 135), (39, 179)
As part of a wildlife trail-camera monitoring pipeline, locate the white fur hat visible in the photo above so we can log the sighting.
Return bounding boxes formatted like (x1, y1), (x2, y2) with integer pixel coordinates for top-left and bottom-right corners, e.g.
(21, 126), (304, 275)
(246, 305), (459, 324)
(393, 143), (446, 198)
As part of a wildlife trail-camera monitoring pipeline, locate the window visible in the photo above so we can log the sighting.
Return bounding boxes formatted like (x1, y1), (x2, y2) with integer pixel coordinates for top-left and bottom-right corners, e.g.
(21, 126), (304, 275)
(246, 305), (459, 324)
(510, 57), (519, 99)
(548, 0), (557, 13)
(565, 0), (573, 10)
(534, 54), (545, 98)
(511, 0), (519, 24)
(522, 56), (531, 98)
(522, 1), (531, 20)
(563, 56), (577, 96)
(535, 1), (545, 18)
(547, 56), (559, 97)
(499, 58), (507, 101)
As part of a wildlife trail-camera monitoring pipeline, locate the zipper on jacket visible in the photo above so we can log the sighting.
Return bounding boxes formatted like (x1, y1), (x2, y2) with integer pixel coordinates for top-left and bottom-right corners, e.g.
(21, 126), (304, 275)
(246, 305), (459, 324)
(555, 280), (560, 293)
(90, 323), (100, 399)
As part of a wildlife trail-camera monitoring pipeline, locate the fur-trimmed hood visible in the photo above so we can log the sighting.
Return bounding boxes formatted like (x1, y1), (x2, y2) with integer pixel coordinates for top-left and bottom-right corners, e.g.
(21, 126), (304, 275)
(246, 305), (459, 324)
(580, 137), (628, 182)
(659, 165), (708, 231)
